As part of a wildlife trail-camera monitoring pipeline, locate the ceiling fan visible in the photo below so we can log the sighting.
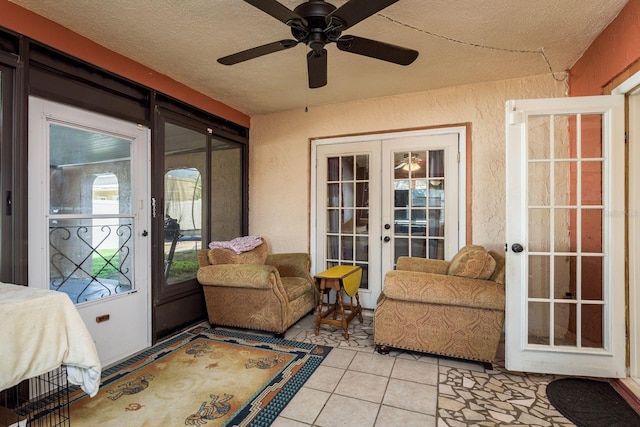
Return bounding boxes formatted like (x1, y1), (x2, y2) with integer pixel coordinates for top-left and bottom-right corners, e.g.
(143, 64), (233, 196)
(217, 0), (419, 88)
(395, 153), (422, 171)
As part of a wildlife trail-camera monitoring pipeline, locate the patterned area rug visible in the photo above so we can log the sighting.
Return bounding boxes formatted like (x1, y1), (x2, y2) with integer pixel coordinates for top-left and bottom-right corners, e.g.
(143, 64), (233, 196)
(68, 327), (332, 426)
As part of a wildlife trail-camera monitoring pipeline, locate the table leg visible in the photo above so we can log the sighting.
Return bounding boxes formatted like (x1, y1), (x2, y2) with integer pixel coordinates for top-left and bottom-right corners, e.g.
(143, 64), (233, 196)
(315, 279), (325, 335)
(336, 287), (349, 339)
(355, 292), (363, 322)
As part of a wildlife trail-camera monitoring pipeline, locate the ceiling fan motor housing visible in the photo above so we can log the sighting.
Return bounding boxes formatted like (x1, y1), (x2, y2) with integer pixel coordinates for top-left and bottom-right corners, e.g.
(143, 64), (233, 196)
(292, 0), (343, 51)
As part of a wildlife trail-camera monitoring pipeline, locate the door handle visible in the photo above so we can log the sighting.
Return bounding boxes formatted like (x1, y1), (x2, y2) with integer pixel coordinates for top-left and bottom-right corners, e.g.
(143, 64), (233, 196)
(142, 230), (148, 237)
(383, 236), (391, 242)
(511, 243), (524, 253)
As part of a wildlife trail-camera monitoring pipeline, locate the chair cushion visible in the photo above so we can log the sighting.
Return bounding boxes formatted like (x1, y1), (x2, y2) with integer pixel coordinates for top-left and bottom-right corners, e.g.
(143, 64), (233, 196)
(447, 245), (496, 280)
(282, 277), (312, 301)
(207, 243), (268, 265)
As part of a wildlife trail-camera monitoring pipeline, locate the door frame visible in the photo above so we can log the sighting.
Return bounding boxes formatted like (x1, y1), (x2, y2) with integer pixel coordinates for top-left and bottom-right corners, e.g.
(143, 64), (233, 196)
(613, 70), (640, 385)
(310, 125), (468, 307)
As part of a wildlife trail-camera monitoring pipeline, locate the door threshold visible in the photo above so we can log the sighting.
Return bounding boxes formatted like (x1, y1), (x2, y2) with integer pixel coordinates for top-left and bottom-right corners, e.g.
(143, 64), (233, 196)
(610, 378), (640, 415)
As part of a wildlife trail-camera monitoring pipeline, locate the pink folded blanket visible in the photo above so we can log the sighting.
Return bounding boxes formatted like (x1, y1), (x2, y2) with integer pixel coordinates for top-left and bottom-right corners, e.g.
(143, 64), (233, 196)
(209, 236), (263, 254)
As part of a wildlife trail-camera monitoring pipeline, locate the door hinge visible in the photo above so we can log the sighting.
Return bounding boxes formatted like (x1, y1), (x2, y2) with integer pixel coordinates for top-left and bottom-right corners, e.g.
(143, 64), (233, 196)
(457, 152), (460, 162)
(625, 131), (628, 144)
(507, 102), (525, 125)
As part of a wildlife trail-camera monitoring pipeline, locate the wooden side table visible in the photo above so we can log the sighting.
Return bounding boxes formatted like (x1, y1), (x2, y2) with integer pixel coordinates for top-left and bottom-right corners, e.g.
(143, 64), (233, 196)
(314, 265), (363, 340)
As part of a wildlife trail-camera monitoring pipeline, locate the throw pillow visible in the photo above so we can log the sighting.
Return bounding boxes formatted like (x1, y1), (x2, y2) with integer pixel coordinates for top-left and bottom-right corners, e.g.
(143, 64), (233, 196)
(447, 245), (496, 280)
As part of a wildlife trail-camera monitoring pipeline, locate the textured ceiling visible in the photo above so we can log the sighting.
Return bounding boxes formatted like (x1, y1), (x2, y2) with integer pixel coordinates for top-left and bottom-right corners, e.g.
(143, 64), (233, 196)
(10, 0), (629, 115)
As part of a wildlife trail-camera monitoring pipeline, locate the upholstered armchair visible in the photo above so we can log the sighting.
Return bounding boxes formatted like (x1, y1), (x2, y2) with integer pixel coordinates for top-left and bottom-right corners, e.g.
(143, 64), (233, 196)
(196, 239), (317, 336)
(374, 245), (505, 367)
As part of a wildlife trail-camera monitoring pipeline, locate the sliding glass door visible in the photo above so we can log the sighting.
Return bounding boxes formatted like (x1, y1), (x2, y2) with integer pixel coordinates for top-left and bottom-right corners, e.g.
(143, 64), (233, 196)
(153, 110), (246, 338)
(163, 123), (207, 285)
(162, 124), (244, 286)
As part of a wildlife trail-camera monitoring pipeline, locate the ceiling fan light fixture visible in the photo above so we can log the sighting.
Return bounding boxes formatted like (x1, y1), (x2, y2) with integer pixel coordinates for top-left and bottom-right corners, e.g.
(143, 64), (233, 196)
(396, 152), (420, 171)
(402, 161), (420, 172)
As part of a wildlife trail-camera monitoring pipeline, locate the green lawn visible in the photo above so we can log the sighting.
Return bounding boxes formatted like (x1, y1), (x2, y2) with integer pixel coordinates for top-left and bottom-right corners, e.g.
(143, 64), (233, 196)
(92, 249), (119, 278)
(166, 250), (199, 282)
(92, 248), (199, 282)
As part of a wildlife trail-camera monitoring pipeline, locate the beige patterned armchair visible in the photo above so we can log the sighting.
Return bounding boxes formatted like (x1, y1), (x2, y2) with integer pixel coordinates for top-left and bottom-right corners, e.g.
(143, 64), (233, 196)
(196, 239), (317, 336)
(374, 245), (505, 367)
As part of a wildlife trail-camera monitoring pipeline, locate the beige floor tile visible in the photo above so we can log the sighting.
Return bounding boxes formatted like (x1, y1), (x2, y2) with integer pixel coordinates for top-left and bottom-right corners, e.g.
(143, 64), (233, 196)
(322, 348), (357, 369)
(205, 310), (570, 427)
(338, 340), (375, 350)
(391, 357), (439, 385)
(375, 405), (436, 427)
(271, 416), (311, 427)
(315, 394), (380, 427)
(349, 351), (395, 376)
(304, 365), (345, 393)
(334, 370), (389, 403)
(279, 387), (331, 424)
(382, 378), (438, 415)
(395, 351), (439, 364)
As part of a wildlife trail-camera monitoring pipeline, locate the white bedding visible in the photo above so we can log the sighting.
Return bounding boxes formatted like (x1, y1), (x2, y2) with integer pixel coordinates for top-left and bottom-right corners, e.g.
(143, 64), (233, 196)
(0, 283), (101, 397)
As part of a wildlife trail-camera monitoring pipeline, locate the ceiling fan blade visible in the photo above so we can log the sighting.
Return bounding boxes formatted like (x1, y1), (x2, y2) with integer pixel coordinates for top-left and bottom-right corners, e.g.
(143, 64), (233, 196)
(218, 40), (299, 65)
(307, 49), (327, 88)
(394, 161), (408, 170)
(327, 0), (399, 31)
(336, 35), (418, 65)
(243, 0), (307, 29)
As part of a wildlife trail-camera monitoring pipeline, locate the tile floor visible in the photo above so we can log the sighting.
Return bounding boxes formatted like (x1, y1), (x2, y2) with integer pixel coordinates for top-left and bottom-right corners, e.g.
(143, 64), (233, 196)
(267, 311), (575, 427)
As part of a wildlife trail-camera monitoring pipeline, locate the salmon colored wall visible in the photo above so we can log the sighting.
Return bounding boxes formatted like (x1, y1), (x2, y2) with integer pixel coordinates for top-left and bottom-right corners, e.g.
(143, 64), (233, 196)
(568, 0), (640, 345)
(0, 0), (250, 128)
(570, 0), (640, 96)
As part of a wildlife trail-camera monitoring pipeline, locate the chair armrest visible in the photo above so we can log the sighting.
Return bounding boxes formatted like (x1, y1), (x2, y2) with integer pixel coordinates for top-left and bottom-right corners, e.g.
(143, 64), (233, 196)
(383, 270), (505, 310)
(197, 264), (279, 289)
(266, 253), (311, 279)
(396, 256), (450, 274)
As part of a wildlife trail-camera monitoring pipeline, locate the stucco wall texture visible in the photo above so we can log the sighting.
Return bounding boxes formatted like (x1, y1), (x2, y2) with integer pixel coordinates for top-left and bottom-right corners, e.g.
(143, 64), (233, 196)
(249, 74), (566, 254)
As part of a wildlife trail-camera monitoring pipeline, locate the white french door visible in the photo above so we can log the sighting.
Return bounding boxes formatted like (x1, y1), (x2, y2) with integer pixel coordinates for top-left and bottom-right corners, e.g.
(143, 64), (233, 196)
(313, 128), (464, 309)
(28, 97), (151, 366)
(505, 95), (626, 377)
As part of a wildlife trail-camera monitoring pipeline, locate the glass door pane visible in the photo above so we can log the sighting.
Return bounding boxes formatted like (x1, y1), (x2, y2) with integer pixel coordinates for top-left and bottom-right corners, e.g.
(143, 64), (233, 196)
(163, 123), (207, 285)
(325, 154), (370, 291)
(527, 113), (605, 348)
(392, 149), (445, 262)
(210, 137), (243, 240)
(48, 123), (134, 303)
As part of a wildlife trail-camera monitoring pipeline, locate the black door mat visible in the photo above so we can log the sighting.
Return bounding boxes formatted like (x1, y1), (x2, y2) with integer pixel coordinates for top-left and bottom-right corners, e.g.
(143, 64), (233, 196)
(546, 378), (640, 427)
